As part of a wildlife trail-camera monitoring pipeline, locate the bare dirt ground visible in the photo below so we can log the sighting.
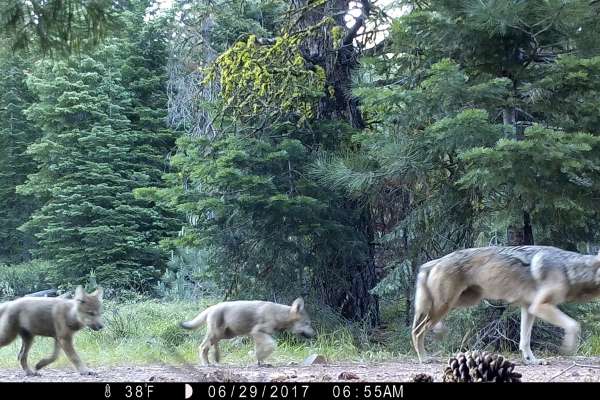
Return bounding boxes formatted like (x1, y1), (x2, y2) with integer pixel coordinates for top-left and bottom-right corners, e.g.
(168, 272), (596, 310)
(0, 356), (599, 382)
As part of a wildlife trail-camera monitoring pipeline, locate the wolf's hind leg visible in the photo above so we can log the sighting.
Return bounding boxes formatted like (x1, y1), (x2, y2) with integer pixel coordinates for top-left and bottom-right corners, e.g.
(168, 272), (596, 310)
(412, 304), (450, 364)
(411, 314), (430, 363)
(18, 331), (38, 376)
(199, 335), (212, 365)
(519, 307), (543, 364)
(0, 314), (18, 347)
(35, 339), (61, 371)
(211, 339), (221, 364)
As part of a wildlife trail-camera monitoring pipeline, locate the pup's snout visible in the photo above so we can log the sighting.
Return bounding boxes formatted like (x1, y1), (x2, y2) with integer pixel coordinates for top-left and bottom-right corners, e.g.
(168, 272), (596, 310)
(301, 331), (316, 339)
(91, 323), (104, 331)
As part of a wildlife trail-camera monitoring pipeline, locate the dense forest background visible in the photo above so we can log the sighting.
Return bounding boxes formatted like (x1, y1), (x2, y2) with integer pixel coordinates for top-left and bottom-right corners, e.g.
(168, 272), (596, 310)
(1, 0), (600, 357)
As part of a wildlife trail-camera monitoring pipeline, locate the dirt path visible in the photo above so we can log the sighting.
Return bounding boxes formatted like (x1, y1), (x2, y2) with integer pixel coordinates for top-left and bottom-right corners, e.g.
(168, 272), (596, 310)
(1, 357), (599, 382)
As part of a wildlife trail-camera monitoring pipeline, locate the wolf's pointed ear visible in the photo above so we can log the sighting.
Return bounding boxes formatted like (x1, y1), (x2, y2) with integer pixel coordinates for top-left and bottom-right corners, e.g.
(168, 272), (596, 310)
(291, 297), (304, 315)
(93, 287), (104, 301)
(74, 285), (85, 301)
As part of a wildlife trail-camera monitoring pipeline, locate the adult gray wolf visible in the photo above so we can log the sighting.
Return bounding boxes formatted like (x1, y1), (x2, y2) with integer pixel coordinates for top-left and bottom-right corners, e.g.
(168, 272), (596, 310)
(411, 246), (600, 364)
(0, 286), (104, 375)
(181, 298), (315, 365)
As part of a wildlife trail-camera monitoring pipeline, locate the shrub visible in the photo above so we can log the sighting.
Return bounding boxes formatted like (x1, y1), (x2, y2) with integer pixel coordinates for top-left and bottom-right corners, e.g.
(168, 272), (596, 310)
(155, 248), (221, 301)
(0, 260), (53, 299)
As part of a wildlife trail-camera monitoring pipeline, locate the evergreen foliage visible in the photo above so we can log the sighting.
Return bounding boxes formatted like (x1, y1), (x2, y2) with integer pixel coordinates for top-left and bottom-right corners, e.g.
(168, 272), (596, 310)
(318, 0), (600, 302)
(14, 3), (177, 289)
(0, 49), (39, 263)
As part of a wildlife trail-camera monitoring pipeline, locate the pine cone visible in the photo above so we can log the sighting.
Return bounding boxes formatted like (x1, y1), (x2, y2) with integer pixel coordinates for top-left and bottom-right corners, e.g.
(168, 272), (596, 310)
(412, 373), (434, 383)
(443, 351), (522, 383)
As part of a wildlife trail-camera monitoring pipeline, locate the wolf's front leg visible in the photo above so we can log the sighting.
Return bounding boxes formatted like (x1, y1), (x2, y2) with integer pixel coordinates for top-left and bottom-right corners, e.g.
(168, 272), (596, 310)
(252, 332), (275, 366)
(528, 292), (580, 355)
(519, 307), (545, 365)
(58, 335), (96, 376)
(18, 332), (39, 376)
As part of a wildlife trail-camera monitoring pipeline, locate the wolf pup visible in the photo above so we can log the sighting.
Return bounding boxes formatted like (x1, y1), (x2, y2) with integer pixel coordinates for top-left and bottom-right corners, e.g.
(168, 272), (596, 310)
(411, 246), (600, 365)
(181, 298), (315, 365)
(0, 286), (104, 376)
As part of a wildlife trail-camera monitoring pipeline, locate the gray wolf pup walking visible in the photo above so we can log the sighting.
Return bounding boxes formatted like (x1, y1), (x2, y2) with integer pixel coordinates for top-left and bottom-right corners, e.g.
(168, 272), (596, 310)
(181, 298), (315, 365)
(0, 286), (104, 375)
(412, 246), (600, 364)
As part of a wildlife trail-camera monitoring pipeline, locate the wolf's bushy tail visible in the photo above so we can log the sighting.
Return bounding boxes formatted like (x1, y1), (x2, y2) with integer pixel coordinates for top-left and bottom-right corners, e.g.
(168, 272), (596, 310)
(180, 309), (209, 330)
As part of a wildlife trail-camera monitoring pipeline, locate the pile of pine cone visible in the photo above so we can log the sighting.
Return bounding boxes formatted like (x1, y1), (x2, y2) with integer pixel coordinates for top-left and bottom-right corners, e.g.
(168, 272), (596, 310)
(442, 351), (522, 383)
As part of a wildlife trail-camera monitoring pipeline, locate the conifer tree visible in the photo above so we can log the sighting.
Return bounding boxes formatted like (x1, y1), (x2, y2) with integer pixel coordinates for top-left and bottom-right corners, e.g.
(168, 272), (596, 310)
(0, 49), (38, 263)
(20, 39), (176, 289)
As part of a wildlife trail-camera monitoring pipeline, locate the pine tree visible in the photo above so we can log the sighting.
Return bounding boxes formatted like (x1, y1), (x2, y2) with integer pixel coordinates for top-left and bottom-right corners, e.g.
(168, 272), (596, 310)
(0, 48), (39, 263)
(351, 0), (600, 250)
(313, 0), (600, 316)
(142, 0), (383, 321)
(19, 40), (176, 289)
(0, 0), (118, 53)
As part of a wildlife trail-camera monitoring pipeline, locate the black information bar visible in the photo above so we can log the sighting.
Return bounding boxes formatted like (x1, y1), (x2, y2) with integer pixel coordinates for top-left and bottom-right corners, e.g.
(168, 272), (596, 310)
(0, 381), (598, 400)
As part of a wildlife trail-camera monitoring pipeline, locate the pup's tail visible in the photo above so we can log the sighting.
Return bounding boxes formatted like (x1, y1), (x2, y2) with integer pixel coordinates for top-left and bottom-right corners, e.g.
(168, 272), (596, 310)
(411, 267), (434, 362)
(180, 309), (209, 330)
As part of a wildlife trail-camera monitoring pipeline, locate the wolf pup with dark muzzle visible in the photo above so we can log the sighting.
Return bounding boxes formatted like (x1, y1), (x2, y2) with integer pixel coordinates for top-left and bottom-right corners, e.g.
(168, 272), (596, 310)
(181, 298), (315, 366)
(0, 285), (104, 376)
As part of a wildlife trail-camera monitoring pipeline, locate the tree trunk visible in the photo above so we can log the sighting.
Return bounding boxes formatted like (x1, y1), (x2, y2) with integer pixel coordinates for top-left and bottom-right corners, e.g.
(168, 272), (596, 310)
(504, 105), (534, 246)
(291, 0), (378, 323)
(290, 0), (365, 128)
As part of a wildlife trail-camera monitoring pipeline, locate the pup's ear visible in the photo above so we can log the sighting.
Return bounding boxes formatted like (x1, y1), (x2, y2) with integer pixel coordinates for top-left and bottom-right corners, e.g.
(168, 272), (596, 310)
(74, 285), (85, 301)
(291, 297), (304, 315)
(92, 287), (104, 301)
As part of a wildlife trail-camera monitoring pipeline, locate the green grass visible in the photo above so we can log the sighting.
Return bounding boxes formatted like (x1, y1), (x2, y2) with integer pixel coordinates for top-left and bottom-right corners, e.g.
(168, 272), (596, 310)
(1, 299), (599, 370)
(0, 299), (395, 369)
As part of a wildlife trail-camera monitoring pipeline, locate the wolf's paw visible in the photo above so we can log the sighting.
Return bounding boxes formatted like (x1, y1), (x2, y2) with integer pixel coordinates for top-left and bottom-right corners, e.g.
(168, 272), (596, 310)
(559, 339), (578, 355)
(25, 370), (41, 377)
(560, 325), (581, 355)
(417, 355), (436, 364)
(79, 369), (98, 376)
(522, 356), (547, 365)
(257, 362), (273, 368)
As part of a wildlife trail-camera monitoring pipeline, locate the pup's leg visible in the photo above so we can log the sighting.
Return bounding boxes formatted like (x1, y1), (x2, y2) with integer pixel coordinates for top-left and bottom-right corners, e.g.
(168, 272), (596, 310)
(18, 331), (38, 376)
(58, 335), (95, 375)
(519, 306), (543, 364)
(528, 288), (580, 355)
(35, 339), (61, 371)
(199, 335), (212, 365)
(252, 332), (275, 366)
(212, 339), (221, 365)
